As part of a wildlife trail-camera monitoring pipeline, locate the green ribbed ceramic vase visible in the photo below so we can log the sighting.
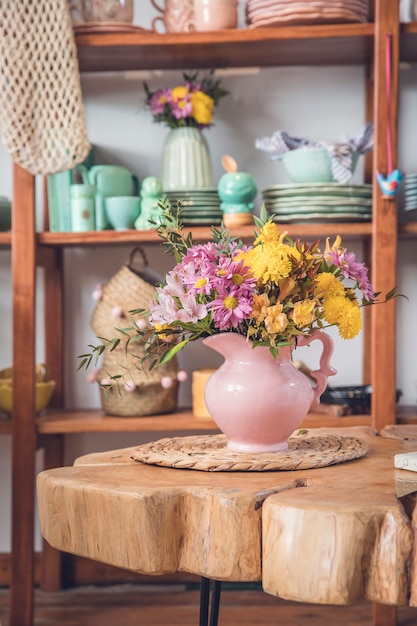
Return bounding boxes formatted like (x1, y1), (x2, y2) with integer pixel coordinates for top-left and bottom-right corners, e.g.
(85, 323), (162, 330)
(160, 127), (215, 191)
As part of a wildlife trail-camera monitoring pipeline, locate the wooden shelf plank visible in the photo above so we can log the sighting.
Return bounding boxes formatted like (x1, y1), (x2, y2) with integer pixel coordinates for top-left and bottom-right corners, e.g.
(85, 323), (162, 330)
(37, 222), (372, 247)
(75, 24), (374, 73)
(2, 406), (415, 437)
(0, 232), (11, 248)
(36, 409), (219, 434)
(399, 221), (417, 236)
(35, 408), (373, 434)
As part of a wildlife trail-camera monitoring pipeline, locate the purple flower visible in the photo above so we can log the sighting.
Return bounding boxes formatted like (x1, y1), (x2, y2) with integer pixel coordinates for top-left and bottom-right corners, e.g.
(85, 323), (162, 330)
(149, 89), (171, 115)
(213, 258), (256, 296)
(330, 248), (375, 301)
(171, 95), (192, 120)
(209, 286), (253, 330)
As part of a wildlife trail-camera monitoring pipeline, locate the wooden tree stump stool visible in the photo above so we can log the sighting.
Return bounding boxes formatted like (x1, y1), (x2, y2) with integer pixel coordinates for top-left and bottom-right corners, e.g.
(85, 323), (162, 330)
(37, 426), (417, 625)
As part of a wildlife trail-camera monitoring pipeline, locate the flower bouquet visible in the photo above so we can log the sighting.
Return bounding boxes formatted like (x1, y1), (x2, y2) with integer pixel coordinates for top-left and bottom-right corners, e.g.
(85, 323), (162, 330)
(79, 201), (396, 385)
(144, 71), (228, 129)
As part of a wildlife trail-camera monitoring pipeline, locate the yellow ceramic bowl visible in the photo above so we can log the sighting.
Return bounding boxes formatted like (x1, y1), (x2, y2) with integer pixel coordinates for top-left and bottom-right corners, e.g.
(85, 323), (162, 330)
(0, 380), (56, 415)
(0, 363), (49, 386)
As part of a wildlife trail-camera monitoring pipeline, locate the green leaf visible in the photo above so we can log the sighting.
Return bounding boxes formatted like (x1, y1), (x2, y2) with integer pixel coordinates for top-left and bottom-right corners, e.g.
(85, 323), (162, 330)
(159, 339), (190, 364)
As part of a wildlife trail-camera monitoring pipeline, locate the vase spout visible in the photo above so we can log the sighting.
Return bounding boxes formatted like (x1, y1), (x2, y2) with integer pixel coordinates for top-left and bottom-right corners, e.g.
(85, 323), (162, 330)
(202, 332), (251, 361)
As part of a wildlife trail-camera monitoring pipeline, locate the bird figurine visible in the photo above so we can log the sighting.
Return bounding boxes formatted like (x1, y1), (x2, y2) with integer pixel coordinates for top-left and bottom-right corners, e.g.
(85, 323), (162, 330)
(376, 169), (403, 199)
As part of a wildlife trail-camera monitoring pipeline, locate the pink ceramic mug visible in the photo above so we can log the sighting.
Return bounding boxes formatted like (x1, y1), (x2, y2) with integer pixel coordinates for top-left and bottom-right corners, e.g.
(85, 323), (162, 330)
(151, 0), (195, 33)
(69, 0), (134, 22)
(193, 0), (237, 31)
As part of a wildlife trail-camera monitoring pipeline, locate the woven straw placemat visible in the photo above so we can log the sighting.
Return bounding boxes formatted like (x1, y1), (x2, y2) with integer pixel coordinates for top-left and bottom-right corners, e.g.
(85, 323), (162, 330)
(131, 432), (368, 472)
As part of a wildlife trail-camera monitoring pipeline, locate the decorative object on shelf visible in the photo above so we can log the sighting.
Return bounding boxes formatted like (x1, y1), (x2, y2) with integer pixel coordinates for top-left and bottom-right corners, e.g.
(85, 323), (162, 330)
(105, 196), (141, 230)
(0, 0), (90, 175)
(261, 182), (372, 223)
(70, 183), (96, 231)
(47, 148), (94, 232)
(135, 176), (164, 230)
(144, 71), (228, 190)
(255, 123), (374, 184)
(0, 363), (55, 416)
(82, 164), (140, 230)
(80, 201), (397, 448)
(321, 383), (402, 416)
(194, 0), (238, 31)
(87, 248), (180, 416)
(69, 0), (134, 23)
(403, 174), (417, 211)
(245, 0), (369, 28)
(218, 154), (257, 227)
(163, 188), (222, 225)
(0, 196), (11, 231)
(160, 126), (215, 191)
(192, 368), (218, 419)
(376, 33), (404, 200)
(203, 330), (335, 452)
(151, 0), (195, 32)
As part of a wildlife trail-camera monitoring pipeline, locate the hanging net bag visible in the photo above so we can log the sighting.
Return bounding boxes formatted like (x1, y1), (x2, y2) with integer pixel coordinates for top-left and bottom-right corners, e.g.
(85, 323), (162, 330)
(0, 0), (90, 175)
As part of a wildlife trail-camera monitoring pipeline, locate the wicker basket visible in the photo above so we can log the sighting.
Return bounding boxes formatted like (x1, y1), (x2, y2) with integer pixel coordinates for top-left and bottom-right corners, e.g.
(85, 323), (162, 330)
(91, 248), (179, 417)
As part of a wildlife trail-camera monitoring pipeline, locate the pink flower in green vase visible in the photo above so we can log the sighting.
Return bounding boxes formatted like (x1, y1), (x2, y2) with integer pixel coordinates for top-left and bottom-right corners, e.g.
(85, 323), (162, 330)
(149, 89), (171, 115)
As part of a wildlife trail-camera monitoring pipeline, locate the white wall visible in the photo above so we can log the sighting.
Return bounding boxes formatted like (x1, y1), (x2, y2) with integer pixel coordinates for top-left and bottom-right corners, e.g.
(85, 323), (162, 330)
(0, 0), (416, 552)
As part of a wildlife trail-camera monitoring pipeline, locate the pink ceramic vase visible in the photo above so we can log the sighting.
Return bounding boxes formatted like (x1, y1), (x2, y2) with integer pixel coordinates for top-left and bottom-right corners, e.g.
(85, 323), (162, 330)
(203, 330), (336, 453)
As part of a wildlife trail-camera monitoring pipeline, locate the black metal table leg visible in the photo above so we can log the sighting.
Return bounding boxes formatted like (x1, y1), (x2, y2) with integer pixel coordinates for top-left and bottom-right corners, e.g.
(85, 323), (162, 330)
(199, 577), (222, 626)
(209, 580), (222, 626)
(199, 577), (211, 626)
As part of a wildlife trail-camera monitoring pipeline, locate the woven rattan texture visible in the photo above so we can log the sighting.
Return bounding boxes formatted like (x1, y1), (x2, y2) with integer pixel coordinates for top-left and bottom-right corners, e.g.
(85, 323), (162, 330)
(92, 251), (179, 416)
(0, 0), (90, 174)
(131, 432), (368, 472)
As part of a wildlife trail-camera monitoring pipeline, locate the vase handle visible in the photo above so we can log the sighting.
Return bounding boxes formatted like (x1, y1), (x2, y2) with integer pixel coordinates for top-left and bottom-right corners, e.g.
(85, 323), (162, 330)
(297, 329), (337, 406)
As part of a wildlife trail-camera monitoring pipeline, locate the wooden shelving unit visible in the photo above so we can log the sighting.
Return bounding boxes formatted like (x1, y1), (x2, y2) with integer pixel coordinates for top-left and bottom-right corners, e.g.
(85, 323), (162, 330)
(6, 2), (417, 625)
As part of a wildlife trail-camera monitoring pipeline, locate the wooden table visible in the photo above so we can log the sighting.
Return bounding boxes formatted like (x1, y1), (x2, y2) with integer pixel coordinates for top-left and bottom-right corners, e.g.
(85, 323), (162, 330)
(37, 426), (417, 626)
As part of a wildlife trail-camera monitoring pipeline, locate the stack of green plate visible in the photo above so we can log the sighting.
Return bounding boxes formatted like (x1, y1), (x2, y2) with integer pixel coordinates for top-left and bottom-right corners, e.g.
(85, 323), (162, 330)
(262, 182), (372, 223)
(164, 188), (222, 226)
(404, 174), (417, 212)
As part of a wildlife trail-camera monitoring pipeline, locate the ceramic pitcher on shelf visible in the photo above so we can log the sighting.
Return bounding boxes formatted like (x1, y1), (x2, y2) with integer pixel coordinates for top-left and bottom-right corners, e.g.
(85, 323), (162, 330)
(80, 165), (139, 230)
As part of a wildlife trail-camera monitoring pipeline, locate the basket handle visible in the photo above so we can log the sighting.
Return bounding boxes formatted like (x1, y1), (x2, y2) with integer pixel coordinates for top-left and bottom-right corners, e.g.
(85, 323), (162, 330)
(128, 247), (148, 275)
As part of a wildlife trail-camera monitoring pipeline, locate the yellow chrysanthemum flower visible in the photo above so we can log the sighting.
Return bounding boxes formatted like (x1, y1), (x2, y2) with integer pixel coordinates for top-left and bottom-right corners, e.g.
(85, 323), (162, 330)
(171, 85), (189, 101)
(322, 295), (347, 325)
(315, 272), (346, 299)
(190, 91), (214, 125)
(323, 296), (362, 338)
(337, 300), (362, 339)
(244, 244), (292, 285)
(291, 299), (316, 328)
(254, 222), (282, 245)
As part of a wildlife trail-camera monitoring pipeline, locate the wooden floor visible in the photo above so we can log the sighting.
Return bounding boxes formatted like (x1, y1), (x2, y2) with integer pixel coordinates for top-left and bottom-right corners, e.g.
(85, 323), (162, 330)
(1, 584), (417, 626)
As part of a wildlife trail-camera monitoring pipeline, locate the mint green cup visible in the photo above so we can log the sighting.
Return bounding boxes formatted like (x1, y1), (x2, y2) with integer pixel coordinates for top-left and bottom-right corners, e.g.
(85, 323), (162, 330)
(105, 196), (141, 230)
